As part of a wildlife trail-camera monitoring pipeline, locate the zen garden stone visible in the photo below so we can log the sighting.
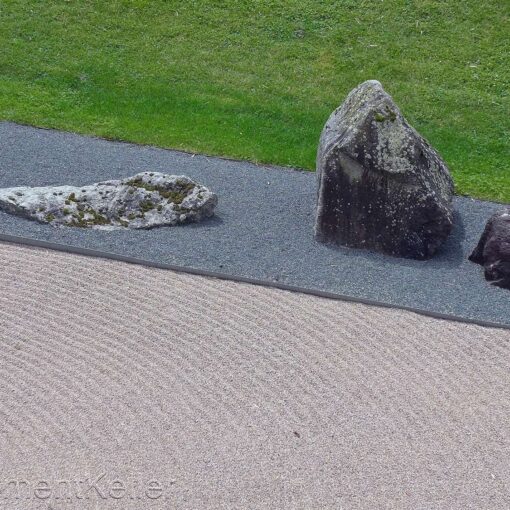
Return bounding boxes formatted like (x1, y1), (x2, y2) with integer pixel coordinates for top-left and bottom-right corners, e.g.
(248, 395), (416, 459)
(469, 208), (510, 290)
(0, 172), (217, 229)
(315, 80), (454, 260)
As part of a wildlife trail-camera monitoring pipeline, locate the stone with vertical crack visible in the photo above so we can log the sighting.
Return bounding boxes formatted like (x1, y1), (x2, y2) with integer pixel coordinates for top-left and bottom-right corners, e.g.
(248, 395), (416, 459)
(315, 80), (454, 259)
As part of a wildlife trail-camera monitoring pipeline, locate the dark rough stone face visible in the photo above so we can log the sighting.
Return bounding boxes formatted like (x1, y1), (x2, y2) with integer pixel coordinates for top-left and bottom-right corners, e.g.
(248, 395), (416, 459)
(315, 80), (454, 259)
(469, 209), (510, 290)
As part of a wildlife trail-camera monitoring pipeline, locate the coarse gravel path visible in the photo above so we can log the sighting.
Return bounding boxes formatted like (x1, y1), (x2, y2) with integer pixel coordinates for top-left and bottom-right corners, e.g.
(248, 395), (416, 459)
(0, 122), (508, 328)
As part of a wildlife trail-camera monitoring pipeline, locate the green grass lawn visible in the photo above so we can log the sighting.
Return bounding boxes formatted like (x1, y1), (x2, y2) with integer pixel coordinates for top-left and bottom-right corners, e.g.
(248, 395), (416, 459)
(1, 1), (509, 202)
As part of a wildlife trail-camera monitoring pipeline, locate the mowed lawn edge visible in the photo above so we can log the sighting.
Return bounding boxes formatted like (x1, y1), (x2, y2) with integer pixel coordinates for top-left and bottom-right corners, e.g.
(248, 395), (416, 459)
(1, 1), (508, 202)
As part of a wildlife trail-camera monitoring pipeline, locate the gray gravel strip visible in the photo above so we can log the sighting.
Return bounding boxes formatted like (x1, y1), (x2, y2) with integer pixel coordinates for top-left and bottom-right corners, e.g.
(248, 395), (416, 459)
(0, 121), (508, 327)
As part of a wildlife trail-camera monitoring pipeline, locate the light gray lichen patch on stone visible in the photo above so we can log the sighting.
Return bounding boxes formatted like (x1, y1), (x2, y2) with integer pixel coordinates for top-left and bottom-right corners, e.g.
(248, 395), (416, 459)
(0, 172), (218, 229)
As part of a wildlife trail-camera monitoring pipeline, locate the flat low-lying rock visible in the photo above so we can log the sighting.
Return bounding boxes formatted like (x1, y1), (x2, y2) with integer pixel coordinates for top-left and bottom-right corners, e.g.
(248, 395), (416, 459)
(469, 209), (510, 290)
(0, 172), (217, 229)
(315, 80), (454, 259)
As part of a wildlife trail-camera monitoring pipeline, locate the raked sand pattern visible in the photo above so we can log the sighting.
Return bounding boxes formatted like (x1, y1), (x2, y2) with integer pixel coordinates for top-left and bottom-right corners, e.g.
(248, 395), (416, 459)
(0, 241), (509, 509)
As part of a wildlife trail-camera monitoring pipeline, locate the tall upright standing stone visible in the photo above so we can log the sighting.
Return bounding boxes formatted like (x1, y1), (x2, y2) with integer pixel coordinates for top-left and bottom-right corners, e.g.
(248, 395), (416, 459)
(315, 80), (454, 259)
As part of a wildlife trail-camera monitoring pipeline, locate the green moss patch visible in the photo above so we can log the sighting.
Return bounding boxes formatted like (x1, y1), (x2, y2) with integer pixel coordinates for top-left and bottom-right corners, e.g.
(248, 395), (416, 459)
(127, 176), (195, 205)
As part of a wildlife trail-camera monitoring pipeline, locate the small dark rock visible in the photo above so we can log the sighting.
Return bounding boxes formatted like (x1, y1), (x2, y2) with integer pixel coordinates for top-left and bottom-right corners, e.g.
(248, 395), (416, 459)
(469, 209), (510, 289)
(315, 80), (454, 259)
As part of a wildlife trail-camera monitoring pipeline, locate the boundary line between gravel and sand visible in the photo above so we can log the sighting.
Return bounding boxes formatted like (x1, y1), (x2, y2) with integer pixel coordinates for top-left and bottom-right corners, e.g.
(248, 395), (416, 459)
(2, 232), (508, 332)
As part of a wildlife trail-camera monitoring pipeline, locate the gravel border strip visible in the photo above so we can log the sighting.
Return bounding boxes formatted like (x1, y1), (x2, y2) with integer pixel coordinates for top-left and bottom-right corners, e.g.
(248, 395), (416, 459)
(1, 233), (508, 331)
(0, 122), (508, 329)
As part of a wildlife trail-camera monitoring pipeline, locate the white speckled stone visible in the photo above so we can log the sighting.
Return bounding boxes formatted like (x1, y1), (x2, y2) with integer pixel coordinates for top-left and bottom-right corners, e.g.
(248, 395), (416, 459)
(0, 172), (217, 229)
